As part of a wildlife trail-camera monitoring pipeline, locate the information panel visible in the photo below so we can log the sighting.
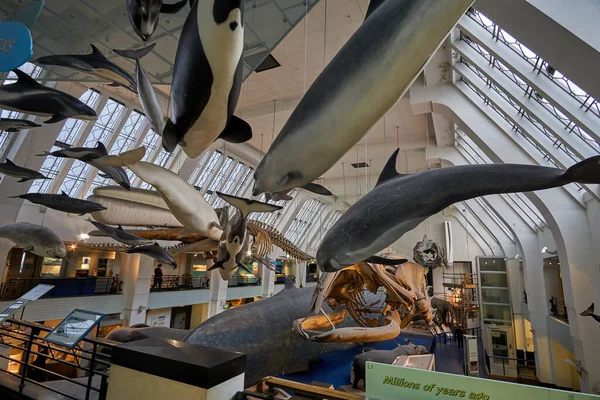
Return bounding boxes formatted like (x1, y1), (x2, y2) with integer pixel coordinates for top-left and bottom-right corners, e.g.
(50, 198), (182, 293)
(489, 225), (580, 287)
(44, 309), (105, 348)
(0, 299), (28, 323)
(365, 362), (598, 400)
(18, 284), (54, 302)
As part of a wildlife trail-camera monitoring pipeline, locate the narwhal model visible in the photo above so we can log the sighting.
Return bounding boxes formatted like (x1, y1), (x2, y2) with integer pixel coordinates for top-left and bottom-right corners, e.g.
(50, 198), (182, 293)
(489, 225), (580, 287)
(209, 192), (282, 280)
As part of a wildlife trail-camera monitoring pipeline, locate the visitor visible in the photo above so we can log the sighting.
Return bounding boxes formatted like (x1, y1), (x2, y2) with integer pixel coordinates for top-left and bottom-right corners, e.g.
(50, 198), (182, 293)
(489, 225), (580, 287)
(456, 325), (465, 348)
(152, 264), (163, 291)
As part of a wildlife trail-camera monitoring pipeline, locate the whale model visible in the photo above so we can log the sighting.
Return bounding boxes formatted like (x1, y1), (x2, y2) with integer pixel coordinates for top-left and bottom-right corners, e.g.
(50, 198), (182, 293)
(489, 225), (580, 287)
(0, 159), (49, 182)
(209, 192), (282, 280)
(86, 218), (151, 246)
(95, 147), (222, 239)
(35, 45), (137, 91)
(252, 0), (473, 198)
(0, 222), (66, 258)
(317, 150), (600, 273)
(0, 118), (41, 132)
(126, 242), (177, 269)
(114, 44), (165, 134)
(581, 303), (600, 324)
(162, 0), (252, 158)
(12, 191), (107, 215)
(0, 69), (97, 124)
(127, 0), (189, 41)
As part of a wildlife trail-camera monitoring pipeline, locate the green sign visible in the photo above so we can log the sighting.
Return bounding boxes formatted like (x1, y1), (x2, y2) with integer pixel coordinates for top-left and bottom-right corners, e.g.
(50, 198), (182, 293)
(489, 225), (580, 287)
(366, 362), (598, 400)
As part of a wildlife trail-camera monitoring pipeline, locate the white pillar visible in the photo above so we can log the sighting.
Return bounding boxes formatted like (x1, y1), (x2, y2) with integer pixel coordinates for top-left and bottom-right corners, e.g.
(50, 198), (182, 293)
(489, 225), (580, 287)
(207, 260), (227, 317)
(0, 238), (13, 285)
(120, 253), (153, 326)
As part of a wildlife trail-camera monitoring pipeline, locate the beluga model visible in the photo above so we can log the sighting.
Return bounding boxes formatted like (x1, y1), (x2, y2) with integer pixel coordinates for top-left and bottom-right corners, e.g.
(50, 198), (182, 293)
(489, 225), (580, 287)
(252, 0), (474, 198)
(162, 0), (252, 159)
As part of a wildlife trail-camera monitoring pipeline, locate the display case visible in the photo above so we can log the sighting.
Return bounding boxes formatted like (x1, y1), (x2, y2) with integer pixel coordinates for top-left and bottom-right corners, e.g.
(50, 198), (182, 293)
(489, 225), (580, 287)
(464, 334), (479, 376)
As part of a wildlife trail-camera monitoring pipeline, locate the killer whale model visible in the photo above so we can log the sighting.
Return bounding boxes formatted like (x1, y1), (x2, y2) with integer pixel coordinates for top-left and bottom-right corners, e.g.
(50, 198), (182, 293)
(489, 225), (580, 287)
(0, 118), (41, 132)
(12, 191), (107, 215)
(0, 69), (97, 124)
(35, 45), (137, 91)
(252, 0), (474, 198)
(126, 242), (177, 269)
(86, 219), (151, 246)
(0, 222), (66, 258)
(162, 0), (252, 158)
(95, 147), (223, 240)
(0, 159), (49, 182)
(127, 0), (189, 41)
(209, 192), (282, 280)
(316, 149), (600, 273)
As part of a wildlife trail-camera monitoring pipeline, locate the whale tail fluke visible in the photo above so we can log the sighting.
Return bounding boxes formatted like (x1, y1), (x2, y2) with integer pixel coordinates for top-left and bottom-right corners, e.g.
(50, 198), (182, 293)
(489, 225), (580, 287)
(113, 43), (156, 61)
(95, 147), (146, 167)
(215, 192), (283, 219)
(581, 303), (595, 316)
(564, 156), (600, 184)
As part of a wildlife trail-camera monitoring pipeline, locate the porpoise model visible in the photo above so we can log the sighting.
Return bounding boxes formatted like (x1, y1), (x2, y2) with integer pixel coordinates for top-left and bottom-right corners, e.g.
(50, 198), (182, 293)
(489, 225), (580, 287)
(209, 192), (282, 280)
(12, 191), (107, 215)
(127, 0), (189, 42)
(0, 118), (41, 132)
(0, 69), (97, 124)
(114, 44), (165, 134)
(162, 0), (252, 158)
(95, 147), (223, 239)
(35, 45), (137, 92)
(126, 242), (177, 269)
(0, 159), (50, 182)
(252, 0), (474, 198)
(0, 222), (66, 258)
(581, 303), (600, 324)
(316, 150), (600, 273)
(86, 218), (151, 246)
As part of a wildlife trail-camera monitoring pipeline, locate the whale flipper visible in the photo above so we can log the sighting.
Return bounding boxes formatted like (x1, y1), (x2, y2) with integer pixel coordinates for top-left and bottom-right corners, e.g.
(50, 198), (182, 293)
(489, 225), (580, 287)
(237, 263), (252, 274)
(218, 115), (252, 144)
(208, 260), (224, 271)
(161, 0), (188, 14)
(365, 0), (387, 19)
(17, 178), (29, 183)
(216, 192), (282, 219)
(364, 255), (408, 266)
(302, 182), (332, 196)
(564, 156), (600, 184)
(45, 113), (69, 124)
(114, 44), (156, 61)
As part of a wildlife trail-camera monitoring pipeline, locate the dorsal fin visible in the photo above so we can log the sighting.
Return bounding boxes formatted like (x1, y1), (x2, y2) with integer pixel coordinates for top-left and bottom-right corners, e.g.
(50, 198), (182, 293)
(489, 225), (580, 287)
(5, 159), (15, 165)
(96, 141), (108, 154)
(154, 242), (159, 246)
(375, 148), (402, 187)
(60, 190), (68, 196)
(365, 0), (386, 20)
(117, 224), (124, 230)
(89, 44), (106, 58)
(12, 69), (41, 87)
(284, 277), (296, 290)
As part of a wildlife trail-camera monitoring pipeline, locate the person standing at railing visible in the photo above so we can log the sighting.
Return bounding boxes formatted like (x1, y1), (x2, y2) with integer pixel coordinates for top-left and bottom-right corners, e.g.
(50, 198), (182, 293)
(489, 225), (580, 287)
(152, 264), (163, 291)
(456, 325), (466, 348)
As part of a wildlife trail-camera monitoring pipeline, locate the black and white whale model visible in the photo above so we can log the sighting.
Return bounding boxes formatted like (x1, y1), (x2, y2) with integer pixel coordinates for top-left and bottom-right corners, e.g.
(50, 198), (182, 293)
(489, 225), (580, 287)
(86, 219), (151, 246)
(162, 0), (252, 158)
(126, 242), (177, 269)
(317, 150), (600, 273)
(208, 192), (282, 280)
(0, 70), (97, 124)
(0, 159), (49, 182)
(0, 222), (66, 258)
(0, 118), (41, 132)
(35, 45), (137, 91)
(126, 0), (189, 42)
(252, 0), (474, 198)
(12, 192), (107, 215)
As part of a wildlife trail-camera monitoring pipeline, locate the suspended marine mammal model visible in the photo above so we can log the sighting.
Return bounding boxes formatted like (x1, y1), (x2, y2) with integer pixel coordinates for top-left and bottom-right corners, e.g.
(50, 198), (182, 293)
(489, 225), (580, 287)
(86, 219), (151, 246)
(0, 159), (49, 182)
(317, 150), (600, 272)
(0, 118), (41, 132)
(126, 242), (177, 269)
(252, 0), (473, 198)
(11, 192), (107, 215)
(127, 0), (189, 41)
(0, 222), (66, 258)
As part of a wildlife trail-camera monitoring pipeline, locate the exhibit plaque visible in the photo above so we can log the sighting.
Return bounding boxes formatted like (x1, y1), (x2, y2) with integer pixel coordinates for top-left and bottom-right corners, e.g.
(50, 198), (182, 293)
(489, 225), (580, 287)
(365, 362), (597, 400)
(0, 299), (28, 323)
(44, 309), (105, 348)
(18, 284), (54, 301)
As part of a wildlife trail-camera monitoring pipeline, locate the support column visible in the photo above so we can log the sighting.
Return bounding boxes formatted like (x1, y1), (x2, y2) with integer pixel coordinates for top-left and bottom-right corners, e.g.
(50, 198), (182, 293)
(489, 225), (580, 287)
(261, 264), (275, 298)
(120, 253), (153, 326)
(207, 260), (227, 317)
(0, 239), (13, 285)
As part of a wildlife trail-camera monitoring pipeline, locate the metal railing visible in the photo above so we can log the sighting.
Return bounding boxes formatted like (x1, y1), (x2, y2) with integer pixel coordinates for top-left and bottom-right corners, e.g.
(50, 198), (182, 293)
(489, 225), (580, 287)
(0, 277), (120, 299)
(149, 274), (210, 292)
(227, 275), (261, 287)
(0, 318), (116, 400)
(485, 354), (536, 378)
(550, 296), (568, 323)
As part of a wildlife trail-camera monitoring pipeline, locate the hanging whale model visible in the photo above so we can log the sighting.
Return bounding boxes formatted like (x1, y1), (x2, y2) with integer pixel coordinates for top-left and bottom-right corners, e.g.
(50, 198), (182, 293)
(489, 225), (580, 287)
(0, 118), (41, 132)
(252, 0), (474, 198)
(209, 192), (282, 280)
(0, 159), (50, 182)
(114, 44), (165, 134)
(95, 147), (223, 239)
(35, 45), (137, 91)
(0, 222), (67, 258)
(0, 69), (98, 124)
(86, 218), (151, 246)
(162, 0), (252, 159)
(12, 191), (107, 215)
(126, 242), (177, 269)
(581, 303), (600, 324)
(316, 150), (600, 273)
(127, 0), (189, 42)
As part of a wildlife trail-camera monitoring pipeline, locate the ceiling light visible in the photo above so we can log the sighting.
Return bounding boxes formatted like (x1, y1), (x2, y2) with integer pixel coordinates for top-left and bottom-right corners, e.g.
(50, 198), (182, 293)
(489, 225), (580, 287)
(78, 233), (89, 241)
(70, 244), (77, 250)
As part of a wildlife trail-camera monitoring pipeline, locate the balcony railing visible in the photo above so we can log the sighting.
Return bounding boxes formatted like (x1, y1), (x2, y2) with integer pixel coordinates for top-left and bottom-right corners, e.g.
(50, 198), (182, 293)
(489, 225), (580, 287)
(149, 274), (210, 292)
(550, 296), (568, 323)
(0, 277), (120, 300)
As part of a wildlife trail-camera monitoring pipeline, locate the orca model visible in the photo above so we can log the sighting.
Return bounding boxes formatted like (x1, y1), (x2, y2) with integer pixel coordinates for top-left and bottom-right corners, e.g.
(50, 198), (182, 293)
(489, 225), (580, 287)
(0, 222), (66, 258)
(86, 218), (151, 246)
(0, 159), (49, 182)
(252, 0), (473, 197)
(126, 242), (177, 269)
(127, 0), (189, 42)
(0, 70), (98, 124)
(0, 118), (41, 132)
(317, 149), (600, 273)
(36, 45), (137, 91)
(162, 0), (252, 158)
(12, 191), (107, 215)
(208, 192), (282, 280)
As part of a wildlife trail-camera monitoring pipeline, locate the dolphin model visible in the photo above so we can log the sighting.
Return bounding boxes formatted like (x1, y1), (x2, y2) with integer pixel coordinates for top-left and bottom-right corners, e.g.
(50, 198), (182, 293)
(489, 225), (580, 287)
(316, 150), (600, 273)
(0, 118), (41, 132)
(12, 191), (107, 215)
(126, 242), (177, 269)
(0, 222), (66, 258)
(581, 303), (600, 324)
(127, 0), (189, 41)
(86, 218), (151, 246)
(0, 159), (50, 182)
(114, 44), (165, 134)
(0, 69), (97, 124)
(209, 192), (282, 280)
(162, 0), (252, 158)
(35, 45), (137, 91)
(252, 0), (474, 197)
(95, 147), (223, 239)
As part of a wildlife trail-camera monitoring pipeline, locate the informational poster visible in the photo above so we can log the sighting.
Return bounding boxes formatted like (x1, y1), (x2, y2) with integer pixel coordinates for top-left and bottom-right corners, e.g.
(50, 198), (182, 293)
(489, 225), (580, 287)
(18, 284), (54, 301)
(150, 315), (166, 327)
(0, 299), (28, 323)
(44, 309), (105, 348)
(365, 362), (598, 400)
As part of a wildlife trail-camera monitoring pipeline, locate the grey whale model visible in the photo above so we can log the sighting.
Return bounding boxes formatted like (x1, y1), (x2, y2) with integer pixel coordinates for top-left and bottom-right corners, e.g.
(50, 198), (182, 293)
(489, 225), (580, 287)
(86, 219), (150, 246)
(0, 159), (49, 182)
(317, 150), (600, 272)
(0, 222), (66, 258)
(12, 191), (107, 215)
